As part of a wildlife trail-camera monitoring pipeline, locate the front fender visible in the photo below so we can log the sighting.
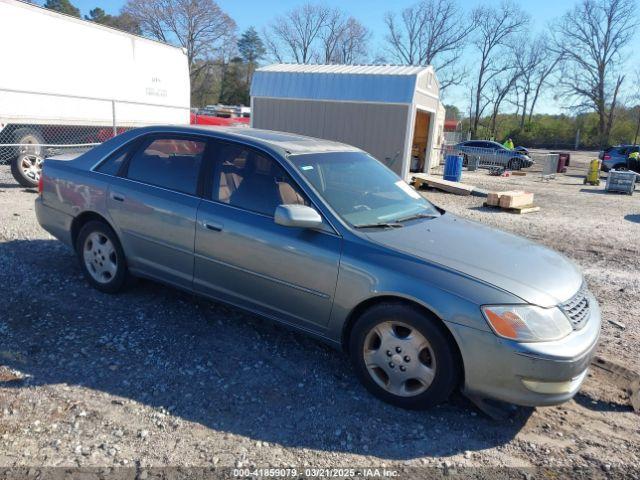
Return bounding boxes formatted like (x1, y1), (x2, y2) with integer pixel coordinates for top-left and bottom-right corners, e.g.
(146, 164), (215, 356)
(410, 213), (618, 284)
(326, 238), (521, 345)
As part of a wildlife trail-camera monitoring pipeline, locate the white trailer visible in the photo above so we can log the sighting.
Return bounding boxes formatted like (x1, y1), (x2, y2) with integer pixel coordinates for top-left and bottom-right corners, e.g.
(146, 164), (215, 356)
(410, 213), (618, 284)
(0, 0), (190, 185)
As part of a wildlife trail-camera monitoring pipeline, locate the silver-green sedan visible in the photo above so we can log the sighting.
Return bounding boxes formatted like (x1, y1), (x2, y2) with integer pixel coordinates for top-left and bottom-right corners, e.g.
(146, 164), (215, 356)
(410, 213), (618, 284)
(35, 126), (600, 409)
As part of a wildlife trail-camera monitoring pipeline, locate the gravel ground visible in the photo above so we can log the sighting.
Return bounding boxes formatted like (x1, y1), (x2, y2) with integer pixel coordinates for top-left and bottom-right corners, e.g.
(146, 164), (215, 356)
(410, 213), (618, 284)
(0, 154), (638, 477)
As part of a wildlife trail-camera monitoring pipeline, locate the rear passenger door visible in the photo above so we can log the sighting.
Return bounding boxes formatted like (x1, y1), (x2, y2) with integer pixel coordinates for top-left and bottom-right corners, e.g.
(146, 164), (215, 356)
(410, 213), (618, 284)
(106, 135), (208, 289)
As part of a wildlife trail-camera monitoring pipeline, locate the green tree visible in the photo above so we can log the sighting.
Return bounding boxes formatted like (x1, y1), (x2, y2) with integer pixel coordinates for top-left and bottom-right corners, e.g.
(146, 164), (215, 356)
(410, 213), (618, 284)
(44, 0), (81, 17)
(85, 7), (142, 35)
(444, 104), (460, 121)
(85, 7), (108, 22)
(219, 57), (249, 105)
(237, 27), (265, 85)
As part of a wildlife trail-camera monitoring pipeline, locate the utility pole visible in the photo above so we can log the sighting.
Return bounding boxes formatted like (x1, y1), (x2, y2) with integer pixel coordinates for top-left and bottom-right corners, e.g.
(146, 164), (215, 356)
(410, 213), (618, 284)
(574, 128), (580, 150)
(634, 108), (640, 146)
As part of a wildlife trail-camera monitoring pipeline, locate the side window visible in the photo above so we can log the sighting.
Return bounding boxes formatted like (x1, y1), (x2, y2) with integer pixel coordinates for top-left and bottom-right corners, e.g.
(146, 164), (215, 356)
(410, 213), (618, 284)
(96, 149), (127, 176)
(126, 137), (206, 195)
(213, 143), (308, 216)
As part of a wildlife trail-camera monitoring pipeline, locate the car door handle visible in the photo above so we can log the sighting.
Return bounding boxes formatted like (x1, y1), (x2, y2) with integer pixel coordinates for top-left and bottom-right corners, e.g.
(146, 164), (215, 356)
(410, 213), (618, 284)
(111, 193), (125, 202)
(203, 221), (223, 232)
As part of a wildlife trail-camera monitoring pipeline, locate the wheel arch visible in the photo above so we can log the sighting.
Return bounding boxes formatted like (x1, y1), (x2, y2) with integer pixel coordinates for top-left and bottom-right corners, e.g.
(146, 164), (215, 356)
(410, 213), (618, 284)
(70, 211), (118, 251)
(341, 295), (464, 380)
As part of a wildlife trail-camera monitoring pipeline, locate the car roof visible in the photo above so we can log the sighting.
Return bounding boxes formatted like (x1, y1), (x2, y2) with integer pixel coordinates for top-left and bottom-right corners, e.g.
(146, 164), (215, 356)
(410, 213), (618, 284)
(134, 125), (361, 155)
(71, 125), (363, 172)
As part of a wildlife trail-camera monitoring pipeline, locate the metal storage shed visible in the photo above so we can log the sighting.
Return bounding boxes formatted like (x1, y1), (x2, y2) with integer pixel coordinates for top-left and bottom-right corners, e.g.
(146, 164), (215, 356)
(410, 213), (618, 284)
(250, 64), (445, 180)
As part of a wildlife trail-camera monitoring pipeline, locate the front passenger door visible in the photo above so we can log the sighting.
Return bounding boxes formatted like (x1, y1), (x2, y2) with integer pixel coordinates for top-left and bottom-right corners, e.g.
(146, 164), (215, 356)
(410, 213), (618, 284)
(193, 142), (342, 330)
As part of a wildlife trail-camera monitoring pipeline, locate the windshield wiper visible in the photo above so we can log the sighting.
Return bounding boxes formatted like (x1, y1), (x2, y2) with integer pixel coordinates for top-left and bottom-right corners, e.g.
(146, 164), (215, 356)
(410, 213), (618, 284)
(393, 212), (439, 223)
(354, 222), (403, 229)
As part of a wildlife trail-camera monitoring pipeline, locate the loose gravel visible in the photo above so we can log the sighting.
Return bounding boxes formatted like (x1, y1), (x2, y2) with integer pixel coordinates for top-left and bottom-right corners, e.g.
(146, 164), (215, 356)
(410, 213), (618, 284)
(0, 154), (638, 476)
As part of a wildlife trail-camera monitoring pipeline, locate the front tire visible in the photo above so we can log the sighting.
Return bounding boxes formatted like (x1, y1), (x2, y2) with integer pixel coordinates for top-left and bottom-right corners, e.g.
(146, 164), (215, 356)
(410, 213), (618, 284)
(76, 221), (128, 293)
(507, 158), (522, 170)
(349, 303), (460, 409)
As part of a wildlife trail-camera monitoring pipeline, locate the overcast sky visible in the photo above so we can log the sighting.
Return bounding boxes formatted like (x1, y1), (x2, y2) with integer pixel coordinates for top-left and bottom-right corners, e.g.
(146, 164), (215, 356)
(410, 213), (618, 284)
(39, 0), (637, 115)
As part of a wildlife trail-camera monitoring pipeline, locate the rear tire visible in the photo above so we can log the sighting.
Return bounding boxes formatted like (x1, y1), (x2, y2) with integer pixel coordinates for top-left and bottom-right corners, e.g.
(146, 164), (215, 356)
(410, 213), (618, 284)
(13, 127), (44, 158)
(349, 302), (460, 410)
(11, 153), (43, 188)
(76, 221), (128, 294)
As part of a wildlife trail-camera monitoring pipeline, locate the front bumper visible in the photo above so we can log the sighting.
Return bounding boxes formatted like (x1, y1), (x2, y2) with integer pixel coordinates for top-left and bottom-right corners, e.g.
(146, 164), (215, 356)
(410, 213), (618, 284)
(447, 293), (601, 406)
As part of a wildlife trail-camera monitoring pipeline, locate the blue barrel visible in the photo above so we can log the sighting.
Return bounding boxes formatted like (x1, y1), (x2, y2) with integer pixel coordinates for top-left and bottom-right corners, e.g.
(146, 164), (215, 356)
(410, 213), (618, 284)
(443, 155), (463, 182)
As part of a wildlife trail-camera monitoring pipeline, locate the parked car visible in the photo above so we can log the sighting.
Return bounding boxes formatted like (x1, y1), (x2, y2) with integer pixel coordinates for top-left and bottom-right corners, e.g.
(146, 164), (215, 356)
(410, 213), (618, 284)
(513, 146), (530, 156)
(453, 140), (534, 170)
(36, 126), (600, 409)
(599, 145), (640, 172)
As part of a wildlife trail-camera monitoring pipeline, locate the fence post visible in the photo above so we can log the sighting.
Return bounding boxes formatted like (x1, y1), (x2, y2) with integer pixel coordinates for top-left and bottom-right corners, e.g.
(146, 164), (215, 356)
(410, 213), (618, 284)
(112, 100), (117, 138)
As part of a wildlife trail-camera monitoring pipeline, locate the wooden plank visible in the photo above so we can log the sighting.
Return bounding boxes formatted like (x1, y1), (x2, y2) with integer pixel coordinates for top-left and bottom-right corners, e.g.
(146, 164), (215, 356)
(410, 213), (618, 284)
(511, 205), (540, 214)
(482, 202), (540, 214)
(511, 171), (527, 176)
(412, 174), (475, 196)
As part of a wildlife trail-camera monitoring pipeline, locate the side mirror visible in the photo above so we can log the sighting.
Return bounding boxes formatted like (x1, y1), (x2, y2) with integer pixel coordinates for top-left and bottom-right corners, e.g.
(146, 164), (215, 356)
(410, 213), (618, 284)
(274, 204), (323, 229)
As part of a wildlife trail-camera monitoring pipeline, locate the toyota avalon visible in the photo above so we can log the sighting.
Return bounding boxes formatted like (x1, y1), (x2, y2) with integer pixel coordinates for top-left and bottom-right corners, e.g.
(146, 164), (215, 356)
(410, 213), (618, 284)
(35, 126), (600, 409)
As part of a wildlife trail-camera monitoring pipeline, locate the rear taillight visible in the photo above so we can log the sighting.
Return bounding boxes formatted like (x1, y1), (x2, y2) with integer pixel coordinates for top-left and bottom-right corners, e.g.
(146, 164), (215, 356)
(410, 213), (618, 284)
(38, 175), (43, 195)
(604, 154), (611, 160)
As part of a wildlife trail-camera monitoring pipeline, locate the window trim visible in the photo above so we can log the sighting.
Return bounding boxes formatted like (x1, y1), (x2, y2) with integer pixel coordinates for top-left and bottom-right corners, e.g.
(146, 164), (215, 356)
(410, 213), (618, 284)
(119, 133), (213, 197)
(204, 138), (339, 235)
(93, 143), (135, 177)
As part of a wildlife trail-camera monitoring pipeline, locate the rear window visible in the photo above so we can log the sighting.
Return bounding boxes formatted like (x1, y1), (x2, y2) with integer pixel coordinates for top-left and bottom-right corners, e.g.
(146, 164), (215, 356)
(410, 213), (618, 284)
(126, 138), (206, 195)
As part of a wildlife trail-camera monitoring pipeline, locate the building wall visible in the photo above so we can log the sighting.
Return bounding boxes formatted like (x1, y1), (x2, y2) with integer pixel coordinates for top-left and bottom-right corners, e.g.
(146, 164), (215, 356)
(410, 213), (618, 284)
(252, 97), (410, 175)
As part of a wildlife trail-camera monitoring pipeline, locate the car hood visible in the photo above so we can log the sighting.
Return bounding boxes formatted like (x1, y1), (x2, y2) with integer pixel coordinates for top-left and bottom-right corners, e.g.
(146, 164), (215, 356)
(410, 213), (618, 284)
(364, 214), (582, 307)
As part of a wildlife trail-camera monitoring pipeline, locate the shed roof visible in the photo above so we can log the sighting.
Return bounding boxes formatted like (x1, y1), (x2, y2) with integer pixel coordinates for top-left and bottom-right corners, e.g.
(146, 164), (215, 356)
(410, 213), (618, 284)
(251, 63), (434, 104)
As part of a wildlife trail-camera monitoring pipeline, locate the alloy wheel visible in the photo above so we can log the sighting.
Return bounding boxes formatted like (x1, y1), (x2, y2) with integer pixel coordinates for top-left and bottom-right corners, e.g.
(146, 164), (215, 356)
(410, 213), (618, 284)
(83, 232), (118, 284)
(19, 154), (44, 183)
(362, 320), (436, 397)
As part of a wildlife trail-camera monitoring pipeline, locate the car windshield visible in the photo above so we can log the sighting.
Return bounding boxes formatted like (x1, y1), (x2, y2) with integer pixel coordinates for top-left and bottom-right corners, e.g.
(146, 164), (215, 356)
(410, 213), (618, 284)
(289, 151), (440, 228)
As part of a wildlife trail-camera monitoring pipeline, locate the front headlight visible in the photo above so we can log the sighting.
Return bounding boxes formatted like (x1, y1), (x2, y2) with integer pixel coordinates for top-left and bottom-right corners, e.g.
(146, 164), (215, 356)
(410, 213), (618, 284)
(481, 305), (572, 342)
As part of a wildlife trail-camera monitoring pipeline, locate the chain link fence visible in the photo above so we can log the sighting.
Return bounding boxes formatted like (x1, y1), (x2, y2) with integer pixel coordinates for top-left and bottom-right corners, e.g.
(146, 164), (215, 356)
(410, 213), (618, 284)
(0, 124), (134, 164)
(0, 88), (191, 186)
(429, 144), (562, 178)
(433, 144), (534, 170)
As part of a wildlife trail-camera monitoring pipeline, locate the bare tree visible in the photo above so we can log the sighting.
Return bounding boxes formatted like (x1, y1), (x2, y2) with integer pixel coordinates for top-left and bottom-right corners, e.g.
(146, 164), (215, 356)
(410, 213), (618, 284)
(334, 18), (370, 64)
(123, 0), (236, 94)
(383, 0), (477, 91)
(512, 34), (562, 127)
(632, 69), (640, 145)
(470, 1), (529, 136)
(488, 64), (522, 137)
(320, 10), (370, 64)
(263, 3), (330, 64)
(552, 0), (636, 147)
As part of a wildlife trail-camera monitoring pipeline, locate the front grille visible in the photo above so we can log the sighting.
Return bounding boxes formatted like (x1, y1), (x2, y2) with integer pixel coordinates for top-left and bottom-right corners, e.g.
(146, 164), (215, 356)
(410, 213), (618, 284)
(560, 283), (590, 330)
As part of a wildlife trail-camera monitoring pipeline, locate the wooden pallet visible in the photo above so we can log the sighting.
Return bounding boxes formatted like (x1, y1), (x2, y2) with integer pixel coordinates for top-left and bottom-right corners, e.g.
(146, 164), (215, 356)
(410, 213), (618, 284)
(412, 173), (475, 196)
(483, 202), (540, 214)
